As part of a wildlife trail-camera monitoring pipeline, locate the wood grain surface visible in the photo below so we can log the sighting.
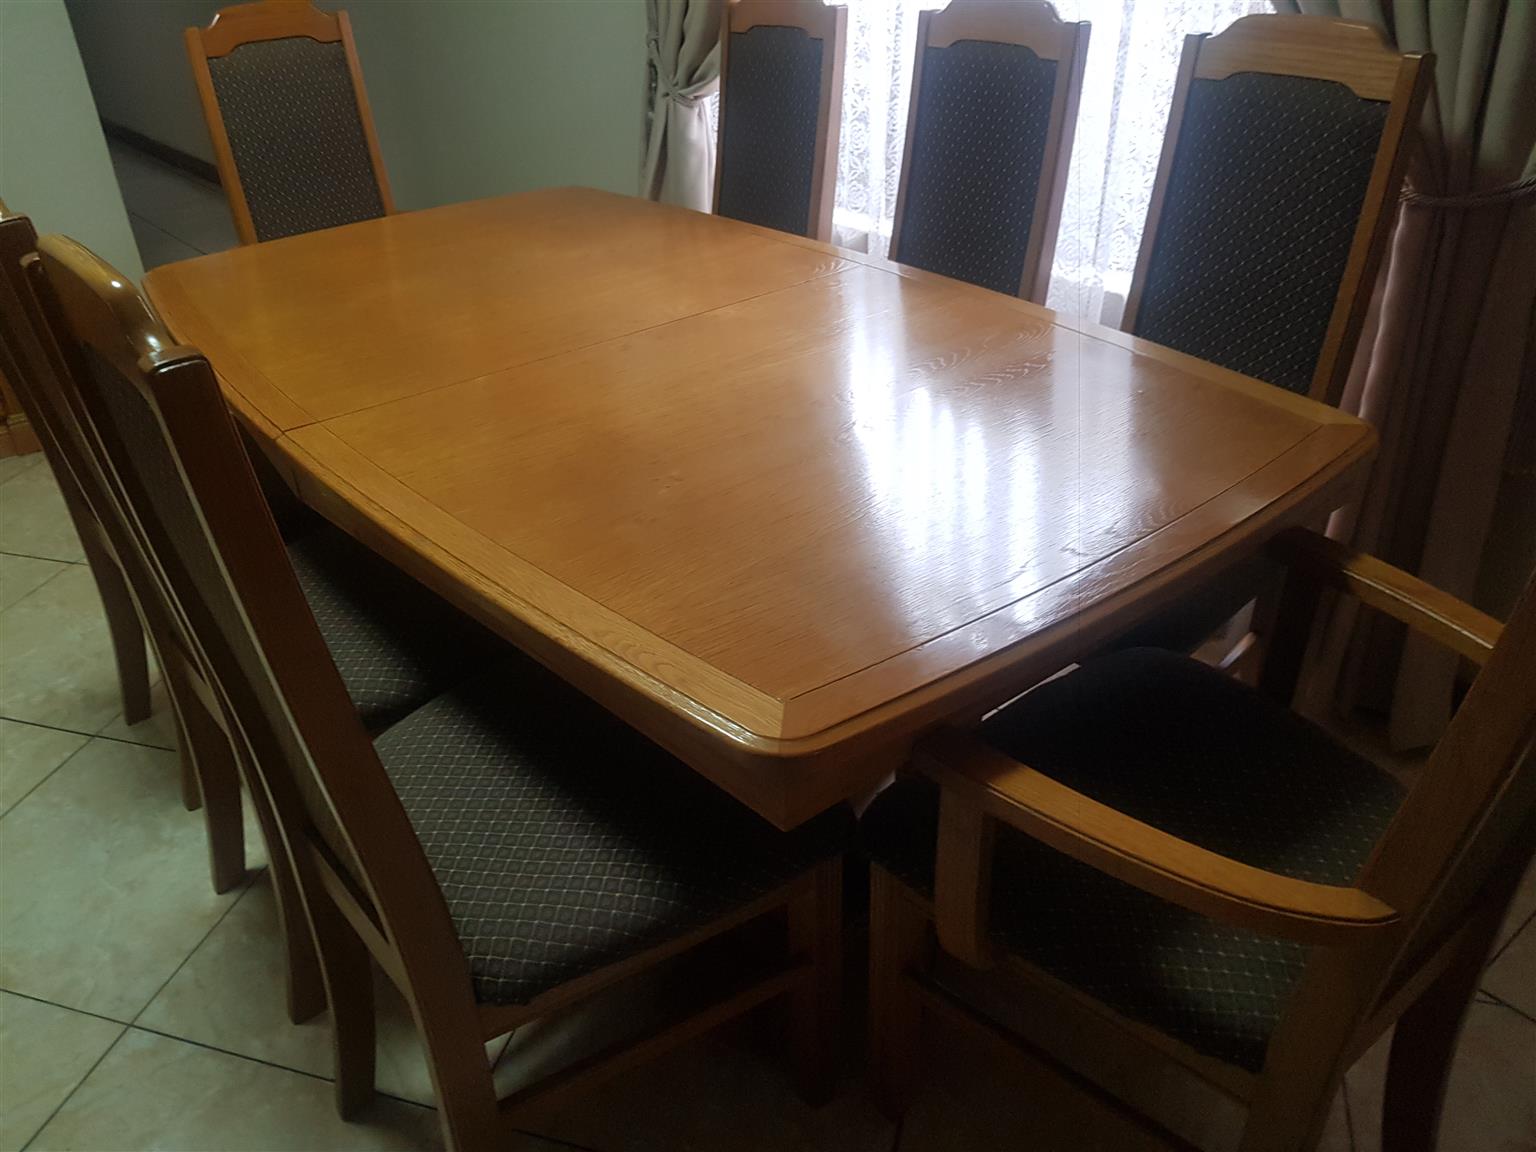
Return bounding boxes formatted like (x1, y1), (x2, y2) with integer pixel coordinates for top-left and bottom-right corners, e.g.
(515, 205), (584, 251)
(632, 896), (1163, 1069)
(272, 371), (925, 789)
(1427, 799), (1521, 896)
(145, 188), (1375, 826)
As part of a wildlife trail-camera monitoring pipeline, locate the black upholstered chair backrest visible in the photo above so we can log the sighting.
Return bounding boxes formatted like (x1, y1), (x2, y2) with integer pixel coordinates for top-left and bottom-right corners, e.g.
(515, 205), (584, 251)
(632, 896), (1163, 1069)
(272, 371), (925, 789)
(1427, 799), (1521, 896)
(890, 1), (1088, 302)
(1123, 15), (1429, 405)
(186, 2), (393, 245)
(714, 0), (847, 241)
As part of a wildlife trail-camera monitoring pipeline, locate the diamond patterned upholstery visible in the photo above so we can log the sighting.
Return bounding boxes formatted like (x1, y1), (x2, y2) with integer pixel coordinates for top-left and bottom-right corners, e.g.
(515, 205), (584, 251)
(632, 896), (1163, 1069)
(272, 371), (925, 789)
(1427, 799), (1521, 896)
(896, 40), (1058, 295)
(717, 25), (825, 237)
(861, 648), (1404, 1071)
(1132, 73), (1390, 394)
(375, 659), (852, 1006)
(286, 527), (499, 733)
(207, 36), (386, 242)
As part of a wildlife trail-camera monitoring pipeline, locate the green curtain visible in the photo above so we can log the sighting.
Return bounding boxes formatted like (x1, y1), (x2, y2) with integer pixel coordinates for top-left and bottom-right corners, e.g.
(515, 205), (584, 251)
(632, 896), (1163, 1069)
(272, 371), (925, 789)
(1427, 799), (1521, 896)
(641, 0), (723, 211)
(1276, 0), (1536, 746)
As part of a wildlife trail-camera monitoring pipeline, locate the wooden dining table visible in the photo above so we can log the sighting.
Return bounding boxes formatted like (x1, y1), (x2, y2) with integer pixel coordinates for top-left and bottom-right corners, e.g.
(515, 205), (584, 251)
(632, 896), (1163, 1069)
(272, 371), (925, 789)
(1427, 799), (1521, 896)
(143, 187), (1375, 829)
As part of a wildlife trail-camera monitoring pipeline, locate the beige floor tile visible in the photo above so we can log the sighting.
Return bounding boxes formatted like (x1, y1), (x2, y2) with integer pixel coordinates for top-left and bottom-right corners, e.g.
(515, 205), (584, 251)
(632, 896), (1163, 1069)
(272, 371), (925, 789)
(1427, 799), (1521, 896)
(524, 1029), (893, 1152)
(128, 212), (202, 272)
(1494, 858), (1536, 956)
(107, 142), (240, 256)
(0, 738), (246, 1020)
(0, 991), (123, 1152)
(27, 1028), (454, 1152)
(1484, 920), (1536, 1019)
(0, 454), (43, 487)
(0, 565), (123, 734)
(0, 553), (67, 612)
(0, 718), (87, 818)
(96, 679), (178, 751)
(1347, 1000), (1536, 1152)
(0, 464), (84, 563)
(138, 872), (498, 1108)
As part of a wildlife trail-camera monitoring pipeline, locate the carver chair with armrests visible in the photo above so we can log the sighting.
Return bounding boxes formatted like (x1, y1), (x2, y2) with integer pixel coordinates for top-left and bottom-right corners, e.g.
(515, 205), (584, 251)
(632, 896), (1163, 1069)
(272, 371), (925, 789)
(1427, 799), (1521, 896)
(29, 233), (851, 1152)
(715, 0), (847, 241)
(185, 0), (393, 244)
(864, 527), (1533, 1152)
(888, 0), (1088, 301)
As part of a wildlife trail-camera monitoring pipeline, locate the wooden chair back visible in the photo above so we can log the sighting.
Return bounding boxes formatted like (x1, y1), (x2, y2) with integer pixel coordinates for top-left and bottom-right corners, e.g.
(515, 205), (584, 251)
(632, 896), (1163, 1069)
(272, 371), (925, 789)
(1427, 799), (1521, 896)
(1121, 15), (1429, 404)
(888, 0), (1088, 302)
(185, 0), (393, 245)
(714, 0), (847, 241)
(25, 235), (475, 1063)
(0, 209), (109, 567)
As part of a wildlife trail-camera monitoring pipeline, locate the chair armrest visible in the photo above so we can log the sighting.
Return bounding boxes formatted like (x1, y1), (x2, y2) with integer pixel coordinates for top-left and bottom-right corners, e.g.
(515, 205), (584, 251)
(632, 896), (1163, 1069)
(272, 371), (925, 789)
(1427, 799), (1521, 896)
(914, 728), (1399, 966)
(1270, 529), (1502, 664)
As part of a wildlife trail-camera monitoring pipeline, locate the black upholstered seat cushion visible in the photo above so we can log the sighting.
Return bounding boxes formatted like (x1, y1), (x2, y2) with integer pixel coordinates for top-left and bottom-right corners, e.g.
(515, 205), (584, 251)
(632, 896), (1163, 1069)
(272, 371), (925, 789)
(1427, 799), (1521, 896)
(895, 40), (1058, 295)
(717, 25), (825, 237)
(286, 527), (498, 732)
(861, 648), (1404, 1071)
(374, 660), (852, 1006)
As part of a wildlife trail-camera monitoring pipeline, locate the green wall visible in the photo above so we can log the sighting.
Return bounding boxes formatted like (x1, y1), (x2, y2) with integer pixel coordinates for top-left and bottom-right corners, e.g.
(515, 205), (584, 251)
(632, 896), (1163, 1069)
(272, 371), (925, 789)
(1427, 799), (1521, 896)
(342, 0), (645, 209)
(0, 0), (143, 279)
(62, 0), (647, 212)
(63, 0), (220, 165)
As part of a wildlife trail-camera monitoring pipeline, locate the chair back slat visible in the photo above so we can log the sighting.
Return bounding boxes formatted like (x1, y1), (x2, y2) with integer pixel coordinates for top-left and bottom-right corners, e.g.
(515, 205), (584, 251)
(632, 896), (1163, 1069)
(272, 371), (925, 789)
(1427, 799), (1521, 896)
(1121, 15), (1429, 404)
(186, 1), (392, 244)
(714, 0), (846, 241)
(889, 0), (1087, 302)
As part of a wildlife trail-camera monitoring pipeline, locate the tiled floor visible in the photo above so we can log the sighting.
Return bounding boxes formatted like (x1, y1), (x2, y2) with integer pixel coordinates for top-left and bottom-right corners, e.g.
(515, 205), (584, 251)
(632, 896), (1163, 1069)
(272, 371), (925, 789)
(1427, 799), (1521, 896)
(1, 145), (1532, 1151)
(106, 139), (240, 271)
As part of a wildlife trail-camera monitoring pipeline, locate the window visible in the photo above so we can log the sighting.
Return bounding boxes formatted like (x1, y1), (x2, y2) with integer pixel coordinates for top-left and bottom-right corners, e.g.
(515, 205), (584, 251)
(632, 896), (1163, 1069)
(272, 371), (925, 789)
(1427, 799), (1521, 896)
(716, 0), (1270, 325)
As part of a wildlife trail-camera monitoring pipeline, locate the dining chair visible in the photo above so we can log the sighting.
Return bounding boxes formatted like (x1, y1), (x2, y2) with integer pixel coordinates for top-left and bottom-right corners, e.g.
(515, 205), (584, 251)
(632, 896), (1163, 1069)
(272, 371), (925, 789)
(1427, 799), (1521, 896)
(31, 233), (852, 1152)
(863, 527), (1534, 1152)
(0, 204), (158, 754)
(15, 214), (507, 1027)
(1122, 15), (1430, 405)
(185, 0), (393, 245)
(888, 0), (1088, 302)
(714, 0), (847, 241)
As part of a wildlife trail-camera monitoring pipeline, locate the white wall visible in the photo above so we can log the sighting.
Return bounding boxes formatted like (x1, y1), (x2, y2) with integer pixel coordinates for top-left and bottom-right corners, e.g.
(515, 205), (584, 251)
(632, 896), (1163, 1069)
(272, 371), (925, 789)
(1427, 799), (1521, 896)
(0, 0), (143, 279)
(62, 0), (647, 212)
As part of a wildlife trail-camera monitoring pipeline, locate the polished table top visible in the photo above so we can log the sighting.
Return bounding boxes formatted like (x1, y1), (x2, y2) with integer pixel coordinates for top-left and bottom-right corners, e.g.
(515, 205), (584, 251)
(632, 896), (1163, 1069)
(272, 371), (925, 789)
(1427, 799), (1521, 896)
(144, 188), (1375, 827)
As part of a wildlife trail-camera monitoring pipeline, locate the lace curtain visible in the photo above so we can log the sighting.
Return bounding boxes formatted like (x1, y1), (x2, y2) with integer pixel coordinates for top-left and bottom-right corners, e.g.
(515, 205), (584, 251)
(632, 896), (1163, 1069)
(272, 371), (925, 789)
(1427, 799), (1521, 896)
(831, 0), (1271, 325)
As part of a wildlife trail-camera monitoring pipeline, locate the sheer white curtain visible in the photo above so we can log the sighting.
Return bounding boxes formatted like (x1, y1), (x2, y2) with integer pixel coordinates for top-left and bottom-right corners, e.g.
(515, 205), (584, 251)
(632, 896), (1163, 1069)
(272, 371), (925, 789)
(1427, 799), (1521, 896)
(831, 0), (1270, 325)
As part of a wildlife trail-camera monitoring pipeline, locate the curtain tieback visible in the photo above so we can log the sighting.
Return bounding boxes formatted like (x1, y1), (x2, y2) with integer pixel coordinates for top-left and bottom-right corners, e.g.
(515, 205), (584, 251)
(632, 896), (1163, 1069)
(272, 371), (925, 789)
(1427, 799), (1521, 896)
(1402, 174), (1536, 211)
(647, 37), (712, 108)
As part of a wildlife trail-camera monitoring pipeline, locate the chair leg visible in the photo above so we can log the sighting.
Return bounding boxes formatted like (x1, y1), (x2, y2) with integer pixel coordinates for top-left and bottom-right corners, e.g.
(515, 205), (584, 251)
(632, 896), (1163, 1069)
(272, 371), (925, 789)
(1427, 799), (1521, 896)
(411, 989), (505, 1151)
(89, 555), (152, 725)
(786, 857), (843, 1106)
(1381, 857), (1523, 1152)
(249, 788), (327, 1024)
(167, 666), (246, 894)
(310, 890), (377, 1120)
(869, 865), (931, 1121)
(171, 700), (202, 813)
